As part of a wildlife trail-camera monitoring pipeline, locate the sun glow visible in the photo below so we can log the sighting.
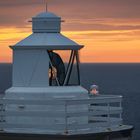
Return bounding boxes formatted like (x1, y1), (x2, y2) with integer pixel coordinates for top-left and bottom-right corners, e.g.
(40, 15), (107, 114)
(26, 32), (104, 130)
(0, 24), (140, 63)
(0, 27), (31, 62)
(62, 29), (140, 63)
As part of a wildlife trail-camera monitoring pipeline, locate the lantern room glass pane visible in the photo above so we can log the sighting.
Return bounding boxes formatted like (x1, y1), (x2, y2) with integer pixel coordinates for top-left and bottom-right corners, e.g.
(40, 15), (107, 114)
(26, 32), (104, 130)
(53, 50), (71, 64)
(67, 58), (79, 86)
(48, 50), (80, 86)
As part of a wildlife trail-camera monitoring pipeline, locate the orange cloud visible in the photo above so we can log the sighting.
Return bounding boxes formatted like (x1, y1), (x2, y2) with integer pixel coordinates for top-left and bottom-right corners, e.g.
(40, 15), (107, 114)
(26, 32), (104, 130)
(63, 29), (140, 63)
(1, 25), (140, 63)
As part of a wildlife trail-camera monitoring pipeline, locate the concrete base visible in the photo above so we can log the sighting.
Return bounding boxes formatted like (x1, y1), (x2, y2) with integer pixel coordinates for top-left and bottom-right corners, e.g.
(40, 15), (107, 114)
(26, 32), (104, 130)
(0, 126), (133, 140)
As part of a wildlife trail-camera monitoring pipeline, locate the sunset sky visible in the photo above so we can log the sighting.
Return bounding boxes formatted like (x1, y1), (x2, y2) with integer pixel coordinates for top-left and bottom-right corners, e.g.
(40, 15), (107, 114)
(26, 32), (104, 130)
(0, 0), (140, 63)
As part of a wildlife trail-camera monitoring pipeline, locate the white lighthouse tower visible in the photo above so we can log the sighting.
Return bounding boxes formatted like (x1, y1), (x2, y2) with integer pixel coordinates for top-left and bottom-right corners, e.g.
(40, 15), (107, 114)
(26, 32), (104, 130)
(0, 10), (133, 140)
(4, 11), (89, 133)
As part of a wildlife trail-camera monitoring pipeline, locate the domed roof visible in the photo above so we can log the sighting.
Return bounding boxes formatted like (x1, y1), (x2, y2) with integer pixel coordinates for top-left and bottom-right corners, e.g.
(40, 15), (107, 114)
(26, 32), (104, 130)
(35, 12), (60, 18)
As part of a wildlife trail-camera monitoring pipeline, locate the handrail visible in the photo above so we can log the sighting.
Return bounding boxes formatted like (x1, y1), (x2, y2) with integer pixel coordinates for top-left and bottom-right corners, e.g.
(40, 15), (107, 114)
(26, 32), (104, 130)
(0, 95), (122, 105)
(0, 95), (123, 133)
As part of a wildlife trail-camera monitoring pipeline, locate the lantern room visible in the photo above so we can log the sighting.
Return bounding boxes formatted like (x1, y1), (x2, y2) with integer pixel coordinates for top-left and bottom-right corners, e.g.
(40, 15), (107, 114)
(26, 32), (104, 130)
(10, 12), (84, 87)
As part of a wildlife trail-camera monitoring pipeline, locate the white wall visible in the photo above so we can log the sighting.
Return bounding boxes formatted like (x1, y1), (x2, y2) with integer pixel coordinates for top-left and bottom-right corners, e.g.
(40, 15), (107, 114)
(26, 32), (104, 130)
(12, 49), (49, 87)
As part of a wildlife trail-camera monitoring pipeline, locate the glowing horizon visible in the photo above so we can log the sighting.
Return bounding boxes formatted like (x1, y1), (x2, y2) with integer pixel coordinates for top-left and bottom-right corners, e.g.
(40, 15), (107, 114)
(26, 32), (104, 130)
(1, 25), (140, 63)
(0, 0), (140, 63)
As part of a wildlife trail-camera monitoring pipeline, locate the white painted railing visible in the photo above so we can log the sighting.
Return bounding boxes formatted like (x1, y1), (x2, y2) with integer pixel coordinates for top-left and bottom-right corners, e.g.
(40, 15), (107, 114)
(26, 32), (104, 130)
(0, 95), (122, 134)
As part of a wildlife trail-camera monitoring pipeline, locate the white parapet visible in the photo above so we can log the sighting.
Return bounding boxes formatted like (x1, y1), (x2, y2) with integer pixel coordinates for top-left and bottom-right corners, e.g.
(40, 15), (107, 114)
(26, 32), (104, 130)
(4, 86), (89, 133)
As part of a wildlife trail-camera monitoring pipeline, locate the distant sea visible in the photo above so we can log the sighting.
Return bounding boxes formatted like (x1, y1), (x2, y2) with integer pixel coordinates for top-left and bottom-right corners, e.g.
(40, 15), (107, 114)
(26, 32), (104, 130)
(0, 63), (140, 139)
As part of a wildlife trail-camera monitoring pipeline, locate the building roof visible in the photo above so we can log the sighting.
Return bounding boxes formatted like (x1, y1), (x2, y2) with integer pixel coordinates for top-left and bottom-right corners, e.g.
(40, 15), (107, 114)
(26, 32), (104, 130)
(10, 12), (84, 50)
(11, 33), (83, 50)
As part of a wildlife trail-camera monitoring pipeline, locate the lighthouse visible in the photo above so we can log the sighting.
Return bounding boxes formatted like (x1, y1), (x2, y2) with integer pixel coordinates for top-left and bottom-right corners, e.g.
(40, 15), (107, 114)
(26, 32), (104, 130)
(0, 10), (133, 140)
(4, 11), (89, 133)
(10, 12), (84, 87)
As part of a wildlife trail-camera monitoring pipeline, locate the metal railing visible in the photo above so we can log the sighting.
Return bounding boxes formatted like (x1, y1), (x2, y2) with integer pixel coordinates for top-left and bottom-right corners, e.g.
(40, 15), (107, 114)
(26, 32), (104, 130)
(0, 95), (122, 134)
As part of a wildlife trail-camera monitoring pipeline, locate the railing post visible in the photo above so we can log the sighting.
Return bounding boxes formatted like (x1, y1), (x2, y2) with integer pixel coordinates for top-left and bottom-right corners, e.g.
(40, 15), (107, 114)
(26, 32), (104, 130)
(64, 101), (68, 134)
(0, 102), (5, 131)
(119, 98), (122, 120)
(107, 102), (111, 128)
